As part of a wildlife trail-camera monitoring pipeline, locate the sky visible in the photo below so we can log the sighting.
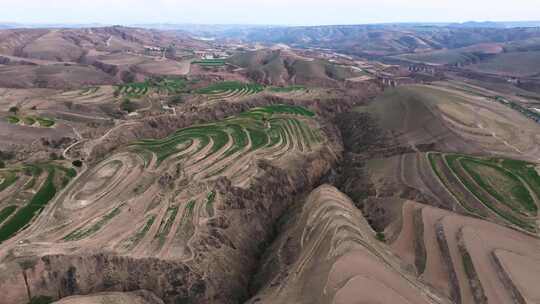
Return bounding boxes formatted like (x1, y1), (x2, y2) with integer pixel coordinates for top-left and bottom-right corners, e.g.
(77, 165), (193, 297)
(2, 0), (540, 26)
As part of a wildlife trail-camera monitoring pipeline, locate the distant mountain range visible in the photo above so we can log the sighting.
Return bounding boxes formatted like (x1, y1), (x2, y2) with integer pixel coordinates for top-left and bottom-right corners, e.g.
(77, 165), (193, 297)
(1, 21), (540, 62)
(1, 21), (540, 31)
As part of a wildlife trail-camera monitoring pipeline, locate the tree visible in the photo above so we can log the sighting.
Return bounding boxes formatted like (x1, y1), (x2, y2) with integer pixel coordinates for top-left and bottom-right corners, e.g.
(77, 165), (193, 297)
(168, 95), (184, 106)
(121, 98), (136, 113)
(72, 160), (83, 167)
(8, 106), (19, 114)
(165, 44), (177, 59)
(121, 71), (136, 83)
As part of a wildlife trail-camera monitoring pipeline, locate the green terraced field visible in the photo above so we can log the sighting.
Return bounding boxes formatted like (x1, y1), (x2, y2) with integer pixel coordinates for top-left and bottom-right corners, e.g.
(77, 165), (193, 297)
(6, 116), (19, 124)
(118, 215), (157, 251)
(79, 87), (99, 96)
(428, 152), (539, 232)
(192, 59), (227, 67)
(116, 78), (187, 98)
(35, 117), (56, 127)
(6, 115), (55, 127)
(153, 78), (187, 94)
(268, 85), (306, 93)
(116, 82), (150, 97)
(0, 171), (18, 192)
(156, 206), (179, 246)
(0, 206), (16, 225)
(0, 163), (76, 243)
(64, 204), (123, 241)
(132, 105), (320, 167)
(196, 81), (264, 101)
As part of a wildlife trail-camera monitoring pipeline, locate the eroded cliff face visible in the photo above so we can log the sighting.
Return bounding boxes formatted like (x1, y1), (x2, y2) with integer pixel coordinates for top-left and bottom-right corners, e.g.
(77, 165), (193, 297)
(0, 109), (343, 304)
(52, 290), (165, 304)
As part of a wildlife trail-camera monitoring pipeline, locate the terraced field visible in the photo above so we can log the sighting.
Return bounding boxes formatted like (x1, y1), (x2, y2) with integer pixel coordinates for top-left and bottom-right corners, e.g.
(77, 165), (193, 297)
(268, 85), (306, 93)
(428, 152), (539, 233)
(196, 81), (264, 101)
(248, 185), (445, 304)
(115, 82), (150, 98)
(0, 163), (76, 243)
(365, 151), (540, 236)
(0, 105), (326, 265)
(79, 87), (100, 96)
(387, 200), (540, 304)
(6, 115), (56, 127)
(192, 59), (227, 67)
(115, 78), (187, 98)
(359, 85), (540, 161)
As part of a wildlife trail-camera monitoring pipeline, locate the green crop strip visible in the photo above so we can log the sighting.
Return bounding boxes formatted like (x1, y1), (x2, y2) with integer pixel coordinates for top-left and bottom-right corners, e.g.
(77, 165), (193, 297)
(460, 158), (536, 214)
(0, 166), (55, 243)
(196, 81), (264, 99)
(183, 200), (196, 222)
(0, 171), (19, 192)
(192, 59), (226, 66)
(6, 116), (20, 124)
(120, 215), (156, 250)
(6, 116), (54, 127)
(268, 85), (306, 93)
(446, 155), (535, 231)
(35, 117), (55, 128)
(64, 204), (124, 241)
(501, 159), (540, 205)
(0, 164), (75, 243)
(115, 78), (187, 98)
(132, 105), (319, 170)
(156, 206), (179, 246)
(80, 87), (99, 95)
(0, 206), (16, 225)
(431, 153), (537, 232)
(22, 116), (36, 125)
(428, 152), (478, 214)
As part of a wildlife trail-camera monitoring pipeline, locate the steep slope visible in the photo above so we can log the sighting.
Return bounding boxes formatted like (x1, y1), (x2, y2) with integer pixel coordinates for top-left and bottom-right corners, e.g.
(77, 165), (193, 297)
(52, 290), (164, 304)
(358, 85), (540, 161)
(248, 185), (448, 304)
(228, 49), (364, 87)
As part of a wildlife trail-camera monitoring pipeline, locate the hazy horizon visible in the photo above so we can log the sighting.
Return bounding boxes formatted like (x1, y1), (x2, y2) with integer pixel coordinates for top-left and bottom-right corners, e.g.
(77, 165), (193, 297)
(2, 0), (540, 26)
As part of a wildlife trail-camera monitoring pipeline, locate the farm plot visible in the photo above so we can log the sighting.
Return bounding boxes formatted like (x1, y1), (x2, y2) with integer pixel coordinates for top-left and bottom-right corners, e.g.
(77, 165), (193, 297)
(428, 152), (539, 233)
(0, 163), (76, 243)
(196, 81), (264, 101)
